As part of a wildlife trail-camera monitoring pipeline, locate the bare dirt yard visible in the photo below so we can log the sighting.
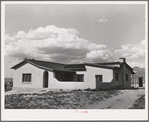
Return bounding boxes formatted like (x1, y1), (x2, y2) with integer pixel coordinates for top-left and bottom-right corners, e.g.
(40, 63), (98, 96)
(5, 88), (145, 109)
(86, 88), (145, 109)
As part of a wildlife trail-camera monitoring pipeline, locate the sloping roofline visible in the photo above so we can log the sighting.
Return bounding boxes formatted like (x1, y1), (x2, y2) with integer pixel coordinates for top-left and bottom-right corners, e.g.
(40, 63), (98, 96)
(124, 63), (135, 74)
(95, 61), (135, 74)
(84, 63), (120, 69)
(11, 58), (54, 71)
(11, 58), (120, 71)
(64, 64), (86, 71)
(95, 62), (121, 65)
(11, 58), (75, 72)
(11, 58), (135, 73)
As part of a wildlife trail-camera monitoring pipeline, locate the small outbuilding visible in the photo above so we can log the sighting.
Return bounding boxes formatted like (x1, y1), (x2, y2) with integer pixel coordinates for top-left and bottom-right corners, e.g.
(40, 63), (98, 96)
(11, 58), (135, 90)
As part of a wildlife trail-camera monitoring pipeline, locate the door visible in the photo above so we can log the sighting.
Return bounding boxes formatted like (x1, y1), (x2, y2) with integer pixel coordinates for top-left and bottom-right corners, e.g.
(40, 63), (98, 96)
(43, 71), (48, 88)
(139, 77), (143, 87)
(95, 75), (102, 89)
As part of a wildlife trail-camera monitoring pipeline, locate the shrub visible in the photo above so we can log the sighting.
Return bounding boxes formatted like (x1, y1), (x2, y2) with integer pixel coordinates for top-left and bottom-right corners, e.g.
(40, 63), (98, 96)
(84, 88), (91, 91)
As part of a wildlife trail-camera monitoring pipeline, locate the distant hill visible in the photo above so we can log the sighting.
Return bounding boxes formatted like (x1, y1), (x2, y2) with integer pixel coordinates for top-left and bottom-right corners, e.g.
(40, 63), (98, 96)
(133, 67), (145, 72)
(133, 67), (145, 82)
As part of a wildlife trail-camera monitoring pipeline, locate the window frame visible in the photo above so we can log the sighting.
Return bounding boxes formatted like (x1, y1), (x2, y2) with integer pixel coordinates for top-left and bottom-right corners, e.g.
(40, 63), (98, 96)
(77, 74), (84, 82)
(22, 73), (32, 83)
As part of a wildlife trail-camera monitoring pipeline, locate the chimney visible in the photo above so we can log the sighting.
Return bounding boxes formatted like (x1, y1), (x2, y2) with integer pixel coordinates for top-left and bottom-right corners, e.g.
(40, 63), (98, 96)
(119, 57), (126, 63)
(119, 57), (126, 89)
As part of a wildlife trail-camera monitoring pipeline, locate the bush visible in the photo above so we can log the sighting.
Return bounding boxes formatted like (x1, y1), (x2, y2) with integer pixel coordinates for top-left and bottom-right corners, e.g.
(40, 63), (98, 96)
(84, 88), (91, 91)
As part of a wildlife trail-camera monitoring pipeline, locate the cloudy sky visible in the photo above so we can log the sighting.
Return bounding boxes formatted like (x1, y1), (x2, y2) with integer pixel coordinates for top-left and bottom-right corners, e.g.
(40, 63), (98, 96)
(4, 2), (146, 78)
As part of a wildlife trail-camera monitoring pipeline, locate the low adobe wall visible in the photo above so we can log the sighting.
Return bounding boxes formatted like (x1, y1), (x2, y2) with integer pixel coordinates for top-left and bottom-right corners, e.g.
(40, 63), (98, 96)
(98, 79), (122, 90)
(98, 82), (112, 90)
(49, 80), (92, 89)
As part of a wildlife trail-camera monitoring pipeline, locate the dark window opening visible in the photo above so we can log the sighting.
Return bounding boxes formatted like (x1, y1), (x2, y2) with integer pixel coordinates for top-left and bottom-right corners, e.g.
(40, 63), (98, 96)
(126, 74), (128, 81)
(139, 77), (143, 87)
(54, 71), (75, 81)
(95, 75), (102, 82)
(77, 74), (84, 82)
(115, 73), (119, 81)
(43, 71), (48, 88)
(22, 74), (31, 82)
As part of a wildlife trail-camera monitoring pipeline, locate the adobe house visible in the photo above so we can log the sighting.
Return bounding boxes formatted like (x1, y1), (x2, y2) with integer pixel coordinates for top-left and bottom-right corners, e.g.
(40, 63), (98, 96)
(11, 58), (135, 90)
(132, 77), (145, 88)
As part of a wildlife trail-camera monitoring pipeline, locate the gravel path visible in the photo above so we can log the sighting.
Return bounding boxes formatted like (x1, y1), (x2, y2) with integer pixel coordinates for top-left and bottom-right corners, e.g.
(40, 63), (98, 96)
(85, 89), (145, 109)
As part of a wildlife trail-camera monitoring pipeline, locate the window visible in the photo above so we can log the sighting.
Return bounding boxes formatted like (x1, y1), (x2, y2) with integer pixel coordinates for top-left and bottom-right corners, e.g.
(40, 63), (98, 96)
(95, 75), (102, 82)
(115, 73), (119, 81)
(126, 74), (128, 81)
(77, 74), (84, 82)
(22, 74), (31, 83)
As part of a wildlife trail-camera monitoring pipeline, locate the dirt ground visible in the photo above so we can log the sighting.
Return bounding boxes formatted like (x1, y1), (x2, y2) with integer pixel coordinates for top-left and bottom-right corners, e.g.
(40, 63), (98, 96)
(129, 94), (145, 109)
(85, 88), (145, 109)
(5, 88), (145, 109)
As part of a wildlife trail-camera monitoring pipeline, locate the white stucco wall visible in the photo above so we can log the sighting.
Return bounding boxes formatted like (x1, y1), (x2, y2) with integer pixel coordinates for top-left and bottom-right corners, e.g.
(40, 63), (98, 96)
(77, 66), (113, 89)
(48, 71), (87, 89)
(13, 63), (44, 88)
(82, 66), (113, 82)
(13, 64), (113, 89)
(48, 66), (113, 89)
(132, 83), (145, 88)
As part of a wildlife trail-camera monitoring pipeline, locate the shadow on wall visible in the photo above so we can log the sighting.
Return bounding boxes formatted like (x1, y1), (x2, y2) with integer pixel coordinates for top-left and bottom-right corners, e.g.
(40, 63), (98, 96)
(54, 71), (76, 81)
(96, 78), (123, 90)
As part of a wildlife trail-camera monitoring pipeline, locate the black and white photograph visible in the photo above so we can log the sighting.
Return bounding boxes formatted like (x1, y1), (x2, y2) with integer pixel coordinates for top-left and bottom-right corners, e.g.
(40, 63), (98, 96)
(1, 1), (148, 121)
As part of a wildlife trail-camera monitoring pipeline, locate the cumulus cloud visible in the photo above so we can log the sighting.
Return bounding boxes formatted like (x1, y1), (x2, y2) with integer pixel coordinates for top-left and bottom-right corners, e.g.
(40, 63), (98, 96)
(15, 25), (79, 40)
(86, 49), (114, 62)
(38, 46), (90, 56)
(5, 25), (145, 70)
(141, 39), (145, 46)
(88, 43), (107, 50)
(5, 25), (113, 64)
(115, 40), (145, 59)
(15, 31), (27, 39)
(128, 62), (145, 68)
(114, 40), (146, 68)
(98, 18), (109, 23)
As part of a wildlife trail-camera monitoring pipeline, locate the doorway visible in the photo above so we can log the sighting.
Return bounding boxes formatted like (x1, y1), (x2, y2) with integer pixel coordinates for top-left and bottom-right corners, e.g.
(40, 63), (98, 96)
(139, 77), (143, 87)
(43, 71), (48, 88)
(95, 75), (102, 89)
